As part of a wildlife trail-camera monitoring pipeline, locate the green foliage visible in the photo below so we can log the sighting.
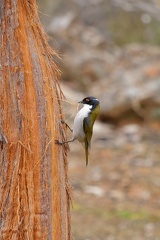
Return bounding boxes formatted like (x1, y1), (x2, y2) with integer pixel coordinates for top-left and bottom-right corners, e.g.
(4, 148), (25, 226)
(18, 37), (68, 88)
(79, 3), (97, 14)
(72, 203), (160, 221)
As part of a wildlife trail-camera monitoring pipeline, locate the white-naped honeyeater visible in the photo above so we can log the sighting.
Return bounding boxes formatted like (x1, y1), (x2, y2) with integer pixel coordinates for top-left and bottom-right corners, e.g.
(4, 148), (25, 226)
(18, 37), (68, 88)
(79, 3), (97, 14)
(55, 96), (100, 166)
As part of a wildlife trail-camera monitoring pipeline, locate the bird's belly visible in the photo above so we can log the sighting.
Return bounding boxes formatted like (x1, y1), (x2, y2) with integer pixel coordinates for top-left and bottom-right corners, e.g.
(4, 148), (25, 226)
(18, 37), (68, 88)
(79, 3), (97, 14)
(73, 113), (86, 142)
(73, 122), (85, 142)
(74, 129), (85, 142)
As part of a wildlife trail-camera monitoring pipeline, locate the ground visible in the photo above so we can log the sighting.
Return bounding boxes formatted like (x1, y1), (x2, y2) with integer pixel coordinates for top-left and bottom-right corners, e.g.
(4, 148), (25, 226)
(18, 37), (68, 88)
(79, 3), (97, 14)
(68, 123), (160, 240)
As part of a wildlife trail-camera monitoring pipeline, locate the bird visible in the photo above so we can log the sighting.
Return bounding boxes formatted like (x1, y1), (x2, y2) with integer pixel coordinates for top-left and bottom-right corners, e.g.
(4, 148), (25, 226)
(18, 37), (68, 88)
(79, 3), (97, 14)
(55, 96), (100, 166)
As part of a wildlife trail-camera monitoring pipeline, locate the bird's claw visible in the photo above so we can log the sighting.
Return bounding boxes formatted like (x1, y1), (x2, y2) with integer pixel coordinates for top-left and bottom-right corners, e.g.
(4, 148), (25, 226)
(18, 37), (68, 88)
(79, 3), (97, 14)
(61, 120), (65, 124)
(55, 140), (62, 145)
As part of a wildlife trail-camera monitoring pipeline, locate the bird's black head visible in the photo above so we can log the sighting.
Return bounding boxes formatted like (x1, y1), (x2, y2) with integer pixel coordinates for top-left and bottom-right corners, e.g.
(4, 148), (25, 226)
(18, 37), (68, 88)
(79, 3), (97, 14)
(79, 96), (100, 108)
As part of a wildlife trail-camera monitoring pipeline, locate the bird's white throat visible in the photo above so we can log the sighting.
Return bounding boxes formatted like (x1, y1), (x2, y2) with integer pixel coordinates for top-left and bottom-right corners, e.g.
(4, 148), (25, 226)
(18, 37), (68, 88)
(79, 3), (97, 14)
(78, 104), (92, 117)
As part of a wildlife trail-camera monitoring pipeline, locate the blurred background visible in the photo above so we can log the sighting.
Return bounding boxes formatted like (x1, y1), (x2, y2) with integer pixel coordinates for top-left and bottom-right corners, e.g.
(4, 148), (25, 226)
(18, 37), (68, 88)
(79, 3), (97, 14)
(38, 0), (160, 239)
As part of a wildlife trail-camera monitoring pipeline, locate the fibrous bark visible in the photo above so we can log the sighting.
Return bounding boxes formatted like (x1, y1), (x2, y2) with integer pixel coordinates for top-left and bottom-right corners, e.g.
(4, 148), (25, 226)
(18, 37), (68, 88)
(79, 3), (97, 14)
(0, 0), (71, 239)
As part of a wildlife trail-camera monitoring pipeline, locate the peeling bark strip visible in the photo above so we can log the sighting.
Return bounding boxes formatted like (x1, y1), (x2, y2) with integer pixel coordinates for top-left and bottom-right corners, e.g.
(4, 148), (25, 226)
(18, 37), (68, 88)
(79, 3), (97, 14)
(0, 0), (72, 239)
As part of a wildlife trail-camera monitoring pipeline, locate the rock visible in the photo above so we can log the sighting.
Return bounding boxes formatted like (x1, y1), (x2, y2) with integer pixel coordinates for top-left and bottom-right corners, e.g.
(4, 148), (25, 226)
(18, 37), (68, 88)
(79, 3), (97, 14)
(132, 158), (153, 167)
(84, 185), (105, 197)
(92, 121), (115, 147)
(119, 124), (143, 143)
(109, 190), (125, 201)
(95, 45), (160, 123)
(107, 171), (121, 182)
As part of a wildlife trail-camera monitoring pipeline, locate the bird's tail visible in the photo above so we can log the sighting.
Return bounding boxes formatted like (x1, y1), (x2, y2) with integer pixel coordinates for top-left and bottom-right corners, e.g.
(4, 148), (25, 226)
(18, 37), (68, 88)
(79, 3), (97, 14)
(85, 140), (89, 166)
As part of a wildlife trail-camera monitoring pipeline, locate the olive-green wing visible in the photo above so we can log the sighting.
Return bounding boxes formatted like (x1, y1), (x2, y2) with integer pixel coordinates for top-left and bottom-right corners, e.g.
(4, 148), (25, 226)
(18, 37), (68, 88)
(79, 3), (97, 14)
(83, 105), (100, 166)
(83, 114), (93, 166)
(83, 104), (100, 145)
(83, 115), (93, 145)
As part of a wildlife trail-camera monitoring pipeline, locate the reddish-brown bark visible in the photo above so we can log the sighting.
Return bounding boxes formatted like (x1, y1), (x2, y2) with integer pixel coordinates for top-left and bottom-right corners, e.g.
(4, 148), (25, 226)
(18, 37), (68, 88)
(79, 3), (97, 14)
(0, 0), (71, 239)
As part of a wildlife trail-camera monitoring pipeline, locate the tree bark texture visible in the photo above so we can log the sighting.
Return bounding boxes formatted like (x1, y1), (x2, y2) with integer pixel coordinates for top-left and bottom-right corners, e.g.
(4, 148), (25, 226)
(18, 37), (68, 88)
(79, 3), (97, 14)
(0, 0), (71, 239)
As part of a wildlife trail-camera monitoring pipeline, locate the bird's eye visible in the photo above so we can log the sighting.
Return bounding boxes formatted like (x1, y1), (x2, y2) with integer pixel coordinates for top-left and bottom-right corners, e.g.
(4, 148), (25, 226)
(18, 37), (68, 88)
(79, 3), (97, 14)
(85, 98), (90, 102)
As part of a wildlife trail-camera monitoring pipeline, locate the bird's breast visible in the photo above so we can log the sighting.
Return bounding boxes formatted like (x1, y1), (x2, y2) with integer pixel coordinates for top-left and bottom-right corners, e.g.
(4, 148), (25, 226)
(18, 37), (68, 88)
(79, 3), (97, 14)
(73, 104), (91, 142)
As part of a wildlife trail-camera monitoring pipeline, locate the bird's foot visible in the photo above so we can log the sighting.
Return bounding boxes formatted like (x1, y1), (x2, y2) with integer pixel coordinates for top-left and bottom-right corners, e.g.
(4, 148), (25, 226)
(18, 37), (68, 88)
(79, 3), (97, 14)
(61, 120), (73, 132)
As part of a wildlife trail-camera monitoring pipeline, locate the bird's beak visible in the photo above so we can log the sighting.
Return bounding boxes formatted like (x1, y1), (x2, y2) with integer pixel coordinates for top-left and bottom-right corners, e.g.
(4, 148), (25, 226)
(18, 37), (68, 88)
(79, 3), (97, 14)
(78, 100), (83, 104)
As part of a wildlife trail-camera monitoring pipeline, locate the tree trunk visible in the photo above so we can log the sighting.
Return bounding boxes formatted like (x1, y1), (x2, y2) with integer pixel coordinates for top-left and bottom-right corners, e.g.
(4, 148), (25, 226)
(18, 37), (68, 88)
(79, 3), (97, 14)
(0, 0), (71, 239)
